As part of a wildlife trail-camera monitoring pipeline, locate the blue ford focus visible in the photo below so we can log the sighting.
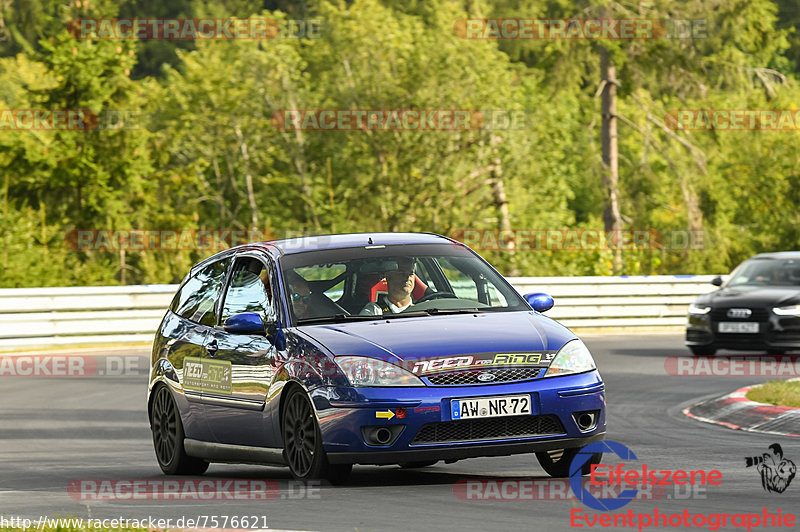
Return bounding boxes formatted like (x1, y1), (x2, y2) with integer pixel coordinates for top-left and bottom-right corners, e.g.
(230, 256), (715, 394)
(147, 233), (605, 483)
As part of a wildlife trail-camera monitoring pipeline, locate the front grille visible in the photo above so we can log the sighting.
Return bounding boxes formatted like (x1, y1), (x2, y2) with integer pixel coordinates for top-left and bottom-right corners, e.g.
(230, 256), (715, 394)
(714, 333), (763, 344)
(411, 414), (564, 445)
(710, 308), (769, 321)
(425, 368), (541, 386)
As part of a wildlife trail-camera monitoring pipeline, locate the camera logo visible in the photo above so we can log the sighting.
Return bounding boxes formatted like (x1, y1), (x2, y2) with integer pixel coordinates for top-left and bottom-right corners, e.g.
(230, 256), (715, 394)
(745, 443), (796, 494)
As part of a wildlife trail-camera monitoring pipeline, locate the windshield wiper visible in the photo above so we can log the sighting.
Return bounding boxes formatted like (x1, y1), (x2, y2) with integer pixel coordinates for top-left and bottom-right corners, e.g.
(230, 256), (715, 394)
(296, 314), (380, 325)
(421, 307), (483, 315)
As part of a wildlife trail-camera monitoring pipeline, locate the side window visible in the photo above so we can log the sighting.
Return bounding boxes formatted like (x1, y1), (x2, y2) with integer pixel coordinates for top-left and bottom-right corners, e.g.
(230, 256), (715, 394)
(172, 258), (230, 326)
(294, 263), (347, 302)
(221, 257), (276, 323)
(415, 259), (441, 291)
(437, 257), (478, 301)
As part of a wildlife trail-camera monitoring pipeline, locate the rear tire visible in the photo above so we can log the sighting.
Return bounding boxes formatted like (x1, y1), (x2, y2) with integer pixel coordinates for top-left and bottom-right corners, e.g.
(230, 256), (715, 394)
(689, 345), (716, 356)
(282, 387), (352, 484)
(150, 384), (209, 475)
(536, 447), (601, 478)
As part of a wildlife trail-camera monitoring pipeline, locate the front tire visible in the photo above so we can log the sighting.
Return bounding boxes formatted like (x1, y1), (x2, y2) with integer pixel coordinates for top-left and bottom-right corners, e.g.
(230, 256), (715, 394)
(536, 447), (601, 478)
(150, 384), (209, 475)
(282, 387), (352, 484)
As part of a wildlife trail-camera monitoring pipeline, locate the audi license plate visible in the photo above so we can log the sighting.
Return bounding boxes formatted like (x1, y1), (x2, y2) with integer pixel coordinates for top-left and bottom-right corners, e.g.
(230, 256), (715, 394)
(718, 322), (759, 333)
(451, 394), (531, 420)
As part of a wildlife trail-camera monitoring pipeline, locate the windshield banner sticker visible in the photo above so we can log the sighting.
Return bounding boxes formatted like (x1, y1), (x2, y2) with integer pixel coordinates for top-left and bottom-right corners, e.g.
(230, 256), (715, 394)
(405, 352), (557, 375)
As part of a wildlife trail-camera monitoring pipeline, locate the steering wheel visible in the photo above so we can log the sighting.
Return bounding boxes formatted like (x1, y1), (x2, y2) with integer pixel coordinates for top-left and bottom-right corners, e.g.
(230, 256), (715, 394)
(414, 291), (458, 303)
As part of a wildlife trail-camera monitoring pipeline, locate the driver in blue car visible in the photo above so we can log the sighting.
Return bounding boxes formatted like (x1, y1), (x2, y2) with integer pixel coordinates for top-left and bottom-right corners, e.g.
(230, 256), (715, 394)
(360, 258), (428, 315)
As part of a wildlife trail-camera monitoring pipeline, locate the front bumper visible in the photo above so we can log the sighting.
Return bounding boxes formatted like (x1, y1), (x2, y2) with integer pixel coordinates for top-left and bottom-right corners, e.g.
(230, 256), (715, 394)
(327, 432), (606, 465)
(686, 312), (800, 350)
(309, 370), (605, 465)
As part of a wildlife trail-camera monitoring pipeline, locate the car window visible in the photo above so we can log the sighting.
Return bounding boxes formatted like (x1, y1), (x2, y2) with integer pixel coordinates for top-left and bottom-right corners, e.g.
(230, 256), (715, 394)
(295, 263), (347, 301)
(728, 259), (800, 287)
(437, 257), (479, 300)
(221, 257), (276, 323)
(171, 257), (231, 326)
(415, 259), (443, 292)
(279, 243), (527, 322)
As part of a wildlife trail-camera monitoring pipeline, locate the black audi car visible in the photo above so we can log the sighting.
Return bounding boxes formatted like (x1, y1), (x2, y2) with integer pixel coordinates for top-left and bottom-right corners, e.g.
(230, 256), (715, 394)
(686, 252), (800, 355)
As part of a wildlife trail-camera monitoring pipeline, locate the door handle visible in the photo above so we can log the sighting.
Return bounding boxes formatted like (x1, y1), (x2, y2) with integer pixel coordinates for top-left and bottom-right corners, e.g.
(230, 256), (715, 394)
(206, 339), (219, 357)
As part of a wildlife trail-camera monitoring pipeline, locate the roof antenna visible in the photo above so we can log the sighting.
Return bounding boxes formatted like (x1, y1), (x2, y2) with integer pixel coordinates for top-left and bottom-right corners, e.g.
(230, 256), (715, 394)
(368, 237), (374, 245)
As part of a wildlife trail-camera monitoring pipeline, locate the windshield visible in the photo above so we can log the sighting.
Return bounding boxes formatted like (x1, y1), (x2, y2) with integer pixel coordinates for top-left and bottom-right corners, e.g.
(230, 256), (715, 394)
(726, 258), (800, 287)
(278, 243), (528, 324)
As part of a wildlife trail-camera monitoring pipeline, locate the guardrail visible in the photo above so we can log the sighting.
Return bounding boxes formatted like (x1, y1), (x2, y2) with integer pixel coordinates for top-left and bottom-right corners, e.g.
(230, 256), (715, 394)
(0, 276), (718, 350)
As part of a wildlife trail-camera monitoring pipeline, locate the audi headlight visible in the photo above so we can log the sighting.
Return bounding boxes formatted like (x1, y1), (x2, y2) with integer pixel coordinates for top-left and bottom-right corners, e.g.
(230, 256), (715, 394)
(544, 339), (597, 378)
(688, 304), (711, 315)
(773, 305), (800, 316)
(334, 356), (424, 387)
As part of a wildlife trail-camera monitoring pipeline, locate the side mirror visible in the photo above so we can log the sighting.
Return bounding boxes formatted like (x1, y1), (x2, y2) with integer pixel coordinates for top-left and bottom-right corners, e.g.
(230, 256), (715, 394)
(524, 292), (554, 313)
(711, 276), (723, 287)
(224, 312), (265, 335)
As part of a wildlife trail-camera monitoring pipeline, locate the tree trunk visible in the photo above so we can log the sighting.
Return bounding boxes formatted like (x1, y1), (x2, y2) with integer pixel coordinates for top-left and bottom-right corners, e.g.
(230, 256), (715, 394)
(120, 249), (126, 285)
(489, 136), (517, 274)
(600, 47), (623, 273)
(234, 124), (259, 231)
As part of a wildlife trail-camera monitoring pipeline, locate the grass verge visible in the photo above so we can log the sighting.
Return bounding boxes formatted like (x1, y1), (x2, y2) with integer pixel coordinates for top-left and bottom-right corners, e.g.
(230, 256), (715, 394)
(746, 379), (800, 408)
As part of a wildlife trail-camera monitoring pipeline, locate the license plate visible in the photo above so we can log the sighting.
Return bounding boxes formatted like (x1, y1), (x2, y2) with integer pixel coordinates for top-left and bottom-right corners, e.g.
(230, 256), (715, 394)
(718, 322), (759, 333)
(451, 394), (531, 420)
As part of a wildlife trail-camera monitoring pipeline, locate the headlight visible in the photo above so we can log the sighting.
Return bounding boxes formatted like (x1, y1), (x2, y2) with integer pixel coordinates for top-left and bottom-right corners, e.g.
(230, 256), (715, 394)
(688, 304), (711, 315)
(334, 356), (424, 387)
(773, 305), (800, 316)
(544, 339), (597, 378)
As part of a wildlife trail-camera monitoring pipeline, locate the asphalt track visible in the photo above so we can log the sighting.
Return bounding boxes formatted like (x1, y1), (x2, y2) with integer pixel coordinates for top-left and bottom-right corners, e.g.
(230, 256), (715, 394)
(1, 334), (797, 532)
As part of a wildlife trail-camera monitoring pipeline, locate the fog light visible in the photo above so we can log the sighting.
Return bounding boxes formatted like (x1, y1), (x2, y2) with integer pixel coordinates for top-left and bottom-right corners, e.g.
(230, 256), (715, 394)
(361, 425), (405, 446)
(573, 410), (599, 431)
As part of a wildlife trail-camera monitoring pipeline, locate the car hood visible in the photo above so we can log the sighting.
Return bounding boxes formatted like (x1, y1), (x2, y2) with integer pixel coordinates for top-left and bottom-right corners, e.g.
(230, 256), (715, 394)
(697, 285), (800, 307)
(295, 311), (575, 364)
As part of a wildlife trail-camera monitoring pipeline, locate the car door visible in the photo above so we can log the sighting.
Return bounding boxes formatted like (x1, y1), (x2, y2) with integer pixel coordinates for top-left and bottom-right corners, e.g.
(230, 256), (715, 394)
(202, 253), (280, 447)
(166, 256), (231, 441)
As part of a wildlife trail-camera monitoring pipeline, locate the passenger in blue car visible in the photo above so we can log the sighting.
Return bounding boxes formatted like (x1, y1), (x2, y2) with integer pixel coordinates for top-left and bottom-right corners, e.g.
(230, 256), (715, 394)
(286, 271), (313, 319)
(287, 269), (349, 321)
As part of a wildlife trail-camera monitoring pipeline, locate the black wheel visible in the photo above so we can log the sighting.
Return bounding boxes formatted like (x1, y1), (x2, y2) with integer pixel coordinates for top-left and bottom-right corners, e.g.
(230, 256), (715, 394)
(399, 460), (438, 468)
(689, 345), (716, 356)
(282, 387), (352, 484)
(150, 384), (209, 475)
(536, 447), (601, 478)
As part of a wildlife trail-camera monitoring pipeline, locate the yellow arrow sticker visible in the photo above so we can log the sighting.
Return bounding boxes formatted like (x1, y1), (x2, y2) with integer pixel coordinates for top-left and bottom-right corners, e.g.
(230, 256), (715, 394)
(376, 410), (395, 420)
